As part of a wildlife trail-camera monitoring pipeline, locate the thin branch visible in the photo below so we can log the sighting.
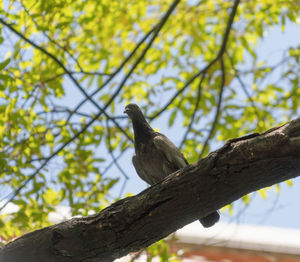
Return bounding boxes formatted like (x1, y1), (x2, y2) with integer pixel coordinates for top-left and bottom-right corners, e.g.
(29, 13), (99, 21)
(235, 73), (261, 118)
(149, 71), (203, 120)
(236, 56), (290, 76)
(42, 70), (112, 83)
(199, 57), (226, 158)
(216, 0), (240, 58)
(36, 108), (94, 119)
(70, 70), (111, 76)
(105, 120), (129, 181)
(150, 0), (240, 119)
(101, 148), (130, 177)
(105, 119), (130, 198)
(226, 51), (260, 121)
(179, 73), (205, 149)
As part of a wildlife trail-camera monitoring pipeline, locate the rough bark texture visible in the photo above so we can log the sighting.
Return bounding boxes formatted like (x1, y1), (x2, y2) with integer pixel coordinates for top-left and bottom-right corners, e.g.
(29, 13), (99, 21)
(1, 118), (300, 262)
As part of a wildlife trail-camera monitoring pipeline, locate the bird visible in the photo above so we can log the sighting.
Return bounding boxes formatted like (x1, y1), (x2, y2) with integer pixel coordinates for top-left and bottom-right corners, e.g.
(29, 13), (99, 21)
(124, 103), (220, 228)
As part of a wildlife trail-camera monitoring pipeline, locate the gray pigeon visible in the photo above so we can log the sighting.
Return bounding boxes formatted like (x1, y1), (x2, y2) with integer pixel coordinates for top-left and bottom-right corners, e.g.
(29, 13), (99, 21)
(124, 103), (219, 227)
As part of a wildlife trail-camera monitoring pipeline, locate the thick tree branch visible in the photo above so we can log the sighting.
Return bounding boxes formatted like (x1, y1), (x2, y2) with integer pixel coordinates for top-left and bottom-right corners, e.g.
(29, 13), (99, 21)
(1, 118), (300, 262)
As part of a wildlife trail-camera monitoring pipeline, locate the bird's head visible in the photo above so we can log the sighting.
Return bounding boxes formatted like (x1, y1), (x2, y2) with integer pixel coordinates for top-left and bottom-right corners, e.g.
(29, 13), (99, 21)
(124, 103), (154, 135)
(124, 103), (144, 120)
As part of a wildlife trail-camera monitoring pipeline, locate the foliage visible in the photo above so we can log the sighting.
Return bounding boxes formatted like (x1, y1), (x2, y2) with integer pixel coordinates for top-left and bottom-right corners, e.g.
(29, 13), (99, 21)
(0, 0), (299, 259)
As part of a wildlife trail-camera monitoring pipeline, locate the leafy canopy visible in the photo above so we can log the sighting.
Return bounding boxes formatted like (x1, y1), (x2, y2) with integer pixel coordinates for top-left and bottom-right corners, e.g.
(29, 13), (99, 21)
(0, 1), (299, 258)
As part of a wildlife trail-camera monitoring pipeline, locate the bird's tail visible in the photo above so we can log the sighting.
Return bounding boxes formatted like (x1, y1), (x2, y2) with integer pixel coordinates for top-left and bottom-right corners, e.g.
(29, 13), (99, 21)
(199, 211), (220, 228)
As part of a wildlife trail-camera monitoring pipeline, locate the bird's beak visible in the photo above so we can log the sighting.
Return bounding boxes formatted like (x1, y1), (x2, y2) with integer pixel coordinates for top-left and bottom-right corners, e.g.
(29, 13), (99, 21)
(124, 108), (128, 114)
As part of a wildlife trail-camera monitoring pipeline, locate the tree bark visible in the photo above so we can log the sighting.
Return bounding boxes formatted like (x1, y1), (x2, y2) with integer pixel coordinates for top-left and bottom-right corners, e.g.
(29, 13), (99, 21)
(1, 118), (300, 262)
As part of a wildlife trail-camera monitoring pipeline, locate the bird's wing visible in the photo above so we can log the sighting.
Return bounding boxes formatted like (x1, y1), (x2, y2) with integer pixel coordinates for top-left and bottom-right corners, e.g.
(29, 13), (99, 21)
(153, 134), (188, 169)
(132, 155), (153, 185)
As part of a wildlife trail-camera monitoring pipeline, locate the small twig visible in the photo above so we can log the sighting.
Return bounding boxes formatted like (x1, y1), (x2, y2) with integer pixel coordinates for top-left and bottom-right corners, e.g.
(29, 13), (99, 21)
(36, 108), (94, 119)
(105, 120), (130, 197)
(105, 120), (129, 181)
(101, 148), (130, 177)
(118, 180), (128, 199)
(226, 51), (260, 122)
(235, 73), (261, 120)
(41, 70), (112, 83)
(179, 73), (205, 149)
(199, 57), (226, 158)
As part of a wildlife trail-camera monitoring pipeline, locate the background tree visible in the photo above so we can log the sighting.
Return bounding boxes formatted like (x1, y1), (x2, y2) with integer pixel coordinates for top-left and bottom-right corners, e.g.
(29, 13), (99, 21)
(0, 0), (299, 260)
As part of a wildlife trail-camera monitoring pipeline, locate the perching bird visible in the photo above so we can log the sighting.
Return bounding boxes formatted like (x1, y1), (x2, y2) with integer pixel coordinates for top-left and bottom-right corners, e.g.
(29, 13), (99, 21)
(124, 103), (219, 228)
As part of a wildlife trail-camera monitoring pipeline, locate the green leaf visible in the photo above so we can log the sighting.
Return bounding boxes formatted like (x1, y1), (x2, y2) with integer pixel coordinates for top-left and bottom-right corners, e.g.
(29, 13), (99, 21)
(258, 188), (268, 199)
(286, 180), (293, 187)
(242, 194), (250, 205)
(168, 110), (177, 127)
(0, 74), (13, 81)
(0, 58), (10, 71)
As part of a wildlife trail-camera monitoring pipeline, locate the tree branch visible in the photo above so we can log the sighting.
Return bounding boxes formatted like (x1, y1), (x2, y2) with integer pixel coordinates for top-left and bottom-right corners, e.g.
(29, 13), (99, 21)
(179, 73), (205, 149)
(105, 120), (130, 181)
(1, 118), (300, 262)
(200, 57), (226, 158)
